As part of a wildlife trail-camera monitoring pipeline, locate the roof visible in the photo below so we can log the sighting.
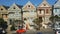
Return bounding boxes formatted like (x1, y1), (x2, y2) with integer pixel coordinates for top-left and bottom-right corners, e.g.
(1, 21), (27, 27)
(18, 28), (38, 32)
(15, 4), (23, 8)
(1, 3), (23, 10)
(11, 3), (23, 9)
(54, 0), (60, 8)
(22, 1), (36, 9)
(38, 0), (52, 7)
(2, 5), (9, 10)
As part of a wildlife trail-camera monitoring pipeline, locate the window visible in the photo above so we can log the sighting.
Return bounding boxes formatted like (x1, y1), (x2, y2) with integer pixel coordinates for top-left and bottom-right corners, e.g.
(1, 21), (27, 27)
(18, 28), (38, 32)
(24, 18), (27, 20)
(13, 7), (15, 9)
(39, 9), (45, 14)
(39, 9), (41, 14)
(46, 9), (49, 14)
(55, 9), (57, 13)
(39, 17), (42, 19)
(9, 19), (12, 25)
(1, 8), (3, 10)
(59, 23), (60, 25)
(40, 11), (41, 14)
(43, 4), (46, 6)
(2, 14), (7, 18)
(28, 5), (30, 7)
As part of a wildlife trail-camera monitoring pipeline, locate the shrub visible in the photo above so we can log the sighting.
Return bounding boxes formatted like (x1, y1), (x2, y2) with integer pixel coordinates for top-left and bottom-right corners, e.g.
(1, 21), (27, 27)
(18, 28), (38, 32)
(10, 25), (16, 31)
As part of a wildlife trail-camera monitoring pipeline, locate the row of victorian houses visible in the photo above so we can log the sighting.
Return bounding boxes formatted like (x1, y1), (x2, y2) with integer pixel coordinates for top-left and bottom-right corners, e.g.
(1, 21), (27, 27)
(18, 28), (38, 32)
(0, 0), (60, 30)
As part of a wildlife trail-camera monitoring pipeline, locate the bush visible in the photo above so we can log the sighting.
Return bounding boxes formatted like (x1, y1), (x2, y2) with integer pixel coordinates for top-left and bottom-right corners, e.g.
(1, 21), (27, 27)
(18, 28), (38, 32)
(10, 25), (16, 31)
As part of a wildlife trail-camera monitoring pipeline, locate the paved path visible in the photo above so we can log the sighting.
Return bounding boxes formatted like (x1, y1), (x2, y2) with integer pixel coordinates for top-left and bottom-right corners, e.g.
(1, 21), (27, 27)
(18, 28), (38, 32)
(6, 26), (55, 34)
(7, 30), (55, 34)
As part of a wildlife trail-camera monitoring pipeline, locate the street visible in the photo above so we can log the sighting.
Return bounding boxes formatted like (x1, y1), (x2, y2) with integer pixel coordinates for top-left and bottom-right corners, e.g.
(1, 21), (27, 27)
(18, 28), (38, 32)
(9, 30), (55, 34)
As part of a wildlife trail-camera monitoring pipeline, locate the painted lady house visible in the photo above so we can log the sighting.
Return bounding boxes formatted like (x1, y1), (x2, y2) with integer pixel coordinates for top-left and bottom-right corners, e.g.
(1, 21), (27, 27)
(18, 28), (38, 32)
(54, 0), (60, 16)
(37, 0), (52, 28)
(0, 5), (8, 22)
(22, 1), (37, 30)
(8, 3), (23, 29)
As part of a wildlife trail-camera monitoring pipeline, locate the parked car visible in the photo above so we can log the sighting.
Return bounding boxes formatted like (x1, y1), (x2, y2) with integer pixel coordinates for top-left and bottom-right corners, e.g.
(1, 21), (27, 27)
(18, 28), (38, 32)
(0, 27), (7, 34)
(56, 31), (60, 34)
(16, 29), (26, 34)
(0, 27), (3, 34)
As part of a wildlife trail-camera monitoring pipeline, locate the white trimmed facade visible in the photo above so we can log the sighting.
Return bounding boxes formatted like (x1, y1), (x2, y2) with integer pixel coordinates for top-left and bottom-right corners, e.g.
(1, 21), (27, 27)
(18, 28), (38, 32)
(8, 3), (22, 25)
(54, 0), (60, 16)
(37, 0), (52, 28)
(22, 1), (37, 30)
(0, 6), (8, 21)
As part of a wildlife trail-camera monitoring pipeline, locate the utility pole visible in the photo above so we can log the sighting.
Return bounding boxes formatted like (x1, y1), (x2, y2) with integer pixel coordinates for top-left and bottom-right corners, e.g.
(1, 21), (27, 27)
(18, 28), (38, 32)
(21, 9), (23, 22)
(21, 8), (23, 27)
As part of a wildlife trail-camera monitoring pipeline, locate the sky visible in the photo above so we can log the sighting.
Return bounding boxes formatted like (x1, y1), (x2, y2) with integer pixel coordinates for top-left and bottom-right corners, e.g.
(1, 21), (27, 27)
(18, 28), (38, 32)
(0, 0), (57, 7)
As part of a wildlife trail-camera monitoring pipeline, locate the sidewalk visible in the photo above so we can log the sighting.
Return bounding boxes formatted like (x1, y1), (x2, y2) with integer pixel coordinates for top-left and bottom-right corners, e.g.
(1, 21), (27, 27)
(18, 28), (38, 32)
(40, 28), (54, 32)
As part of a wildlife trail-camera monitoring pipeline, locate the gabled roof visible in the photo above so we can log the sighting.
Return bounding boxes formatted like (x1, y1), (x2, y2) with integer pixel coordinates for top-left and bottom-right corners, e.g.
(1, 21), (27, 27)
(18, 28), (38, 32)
(2, 5), (9, 10)
(8, 3), (23, 10)
(14, 3), (23, 8)
(54, 0), (60, 8)
(16, 4), (23, 8)
(0, 5), (9, 10)
(22, 1), (36, 9)
(38, 0), (51, 7)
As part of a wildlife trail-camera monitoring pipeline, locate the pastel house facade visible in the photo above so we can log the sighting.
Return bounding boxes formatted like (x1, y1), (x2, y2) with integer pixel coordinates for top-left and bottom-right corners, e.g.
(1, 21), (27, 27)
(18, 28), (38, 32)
(37, 0), (52, 28)
(54, 0), (60, 16)
(0, 6), (8, 22)
(8, 3), (22, 25)
(22, 1), (37, 29)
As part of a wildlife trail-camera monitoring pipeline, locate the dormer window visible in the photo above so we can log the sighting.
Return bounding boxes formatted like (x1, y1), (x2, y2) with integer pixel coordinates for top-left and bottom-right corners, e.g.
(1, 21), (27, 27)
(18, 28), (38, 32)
(1, 8), (3, 10)
(43, 4), (46, 6)
(24, 18), (27, 20)
(13, 7), (15, 9)
(28, 5), (30, 7)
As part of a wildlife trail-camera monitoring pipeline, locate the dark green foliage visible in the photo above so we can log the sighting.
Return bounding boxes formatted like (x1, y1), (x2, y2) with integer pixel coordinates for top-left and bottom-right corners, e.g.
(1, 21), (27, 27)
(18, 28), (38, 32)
(49, 16), (54, 21)
(33, 17), (43, 30)
(0, 18), (8, 29)
(10, 25), (16, 31)
(49, 15), (59, 22)
(49, 15), (60, 28)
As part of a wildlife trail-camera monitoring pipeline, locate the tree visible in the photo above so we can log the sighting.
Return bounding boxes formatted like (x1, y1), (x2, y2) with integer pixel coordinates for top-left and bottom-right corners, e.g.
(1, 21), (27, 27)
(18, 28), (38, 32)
(10, 20), (25, 30)
(49, 15), (59, 28)
(33, 17), (43, 30)
(49, 16), (54, 22)
(49, 15), (59, 22)
(0, 18), (8, 29)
